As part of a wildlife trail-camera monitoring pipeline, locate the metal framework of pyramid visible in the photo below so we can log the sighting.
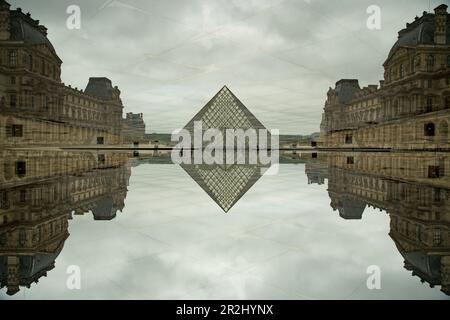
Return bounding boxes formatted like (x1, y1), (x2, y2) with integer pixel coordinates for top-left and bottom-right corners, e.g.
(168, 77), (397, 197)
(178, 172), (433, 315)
(181, 164), (264, 212)
(181, 86), (269, 212)
(184, 86), (267, 133)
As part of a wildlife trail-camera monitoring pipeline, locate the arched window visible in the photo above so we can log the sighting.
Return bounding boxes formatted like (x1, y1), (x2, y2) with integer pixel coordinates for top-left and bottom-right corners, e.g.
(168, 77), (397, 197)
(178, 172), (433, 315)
(424, 122), (436, 136)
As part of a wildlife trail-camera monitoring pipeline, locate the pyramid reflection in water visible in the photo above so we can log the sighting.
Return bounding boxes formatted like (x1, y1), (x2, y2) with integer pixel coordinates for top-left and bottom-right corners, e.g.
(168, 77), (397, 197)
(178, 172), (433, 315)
(181, 86), (270, 212)
(181, 164), (265, 212)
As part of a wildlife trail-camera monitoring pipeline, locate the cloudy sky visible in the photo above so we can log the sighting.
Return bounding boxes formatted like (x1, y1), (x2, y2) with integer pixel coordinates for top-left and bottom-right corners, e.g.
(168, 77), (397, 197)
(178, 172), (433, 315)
(9, 0), (446, 134)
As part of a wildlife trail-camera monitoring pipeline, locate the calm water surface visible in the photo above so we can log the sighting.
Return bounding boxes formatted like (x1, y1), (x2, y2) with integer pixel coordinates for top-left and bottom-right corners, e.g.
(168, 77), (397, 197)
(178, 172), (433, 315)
(0, 151), (449, 299)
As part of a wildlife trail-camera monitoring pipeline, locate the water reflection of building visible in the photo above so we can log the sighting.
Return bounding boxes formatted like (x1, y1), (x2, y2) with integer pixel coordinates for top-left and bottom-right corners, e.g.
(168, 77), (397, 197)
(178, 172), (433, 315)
(320, 5), (450, 149)
(305, 151), (450, 295)
(0, 150), (131, 295)
(0, 1), (146, 146)
(121, 113), (146, 143)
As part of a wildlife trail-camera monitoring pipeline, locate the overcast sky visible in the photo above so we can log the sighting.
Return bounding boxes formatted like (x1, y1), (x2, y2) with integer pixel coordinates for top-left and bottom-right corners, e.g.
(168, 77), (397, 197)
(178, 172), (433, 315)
(9, 0), (447, 134)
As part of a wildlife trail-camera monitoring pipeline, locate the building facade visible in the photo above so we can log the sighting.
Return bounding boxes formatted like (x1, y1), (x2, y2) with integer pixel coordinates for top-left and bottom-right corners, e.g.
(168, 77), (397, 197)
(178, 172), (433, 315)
(320, 4), (450, 150)
(0, 1), (125, 147)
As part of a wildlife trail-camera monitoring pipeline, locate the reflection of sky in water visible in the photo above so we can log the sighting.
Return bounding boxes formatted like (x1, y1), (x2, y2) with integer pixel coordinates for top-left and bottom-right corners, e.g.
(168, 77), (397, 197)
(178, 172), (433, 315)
(1, 164), (449, 300)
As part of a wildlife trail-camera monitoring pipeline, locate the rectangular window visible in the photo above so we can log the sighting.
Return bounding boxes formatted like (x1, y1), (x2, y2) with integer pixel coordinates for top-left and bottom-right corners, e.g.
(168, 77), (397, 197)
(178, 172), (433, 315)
(10, 94), (16, 108)
(12, 124), (23, 137)
(347, 157), (354, 165)
(345, 134), (353, 144)
(434, 230), (441, 245)
(98, 154), (105, 163)
(97, 137), (104, 145)
(16, 161), (26, 177)
(428, 166), (440, 178)
(0, 192), (8, 210)
(19, 189), (27, 203)
(9, 50), (17, 67)
(10, 77), (16, 85)
(426, 97), (433, 112)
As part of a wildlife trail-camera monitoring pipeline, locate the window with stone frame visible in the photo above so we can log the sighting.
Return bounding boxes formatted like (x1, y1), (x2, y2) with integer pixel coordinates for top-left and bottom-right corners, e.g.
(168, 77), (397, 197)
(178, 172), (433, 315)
(426, 97), (433, 112)
(424, 122), (436, 137)
(0, 192), (8, 210)
(433, 229), (442, 245)
(15, 161), (26, 177)
(427, 54), (435, 71)
(9, 94), (16, 108)
(8, 50), (17, 67)
(12, 124), (23, 137)
(28, 54), (33, 71)
(345, 134), (353, 144)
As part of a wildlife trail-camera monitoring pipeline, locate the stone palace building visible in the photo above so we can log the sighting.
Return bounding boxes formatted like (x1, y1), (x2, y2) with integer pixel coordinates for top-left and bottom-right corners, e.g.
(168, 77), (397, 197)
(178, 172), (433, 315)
(320, 4), (450, 150)
(0, 0), (146, 147)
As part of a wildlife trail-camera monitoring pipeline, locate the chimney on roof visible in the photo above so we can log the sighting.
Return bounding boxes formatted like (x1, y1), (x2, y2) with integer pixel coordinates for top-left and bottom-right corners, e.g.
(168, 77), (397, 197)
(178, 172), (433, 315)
(434, 4), (448, 45)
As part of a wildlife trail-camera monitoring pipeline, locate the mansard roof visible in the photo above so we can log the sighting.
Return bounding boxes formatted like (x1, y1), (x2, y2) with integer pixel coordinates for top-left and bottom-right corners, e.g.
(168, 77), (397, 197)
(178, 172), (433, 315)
(387, 5), (450, 62)
(8, 9), (61, 62)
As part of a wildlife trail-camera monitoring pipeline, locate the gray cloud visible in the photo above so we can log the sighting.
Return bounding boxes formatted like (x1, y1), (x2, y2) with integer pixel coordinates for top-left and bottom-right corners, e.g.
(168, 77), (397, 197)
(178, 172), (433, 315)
(10, 0), (443, 133)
